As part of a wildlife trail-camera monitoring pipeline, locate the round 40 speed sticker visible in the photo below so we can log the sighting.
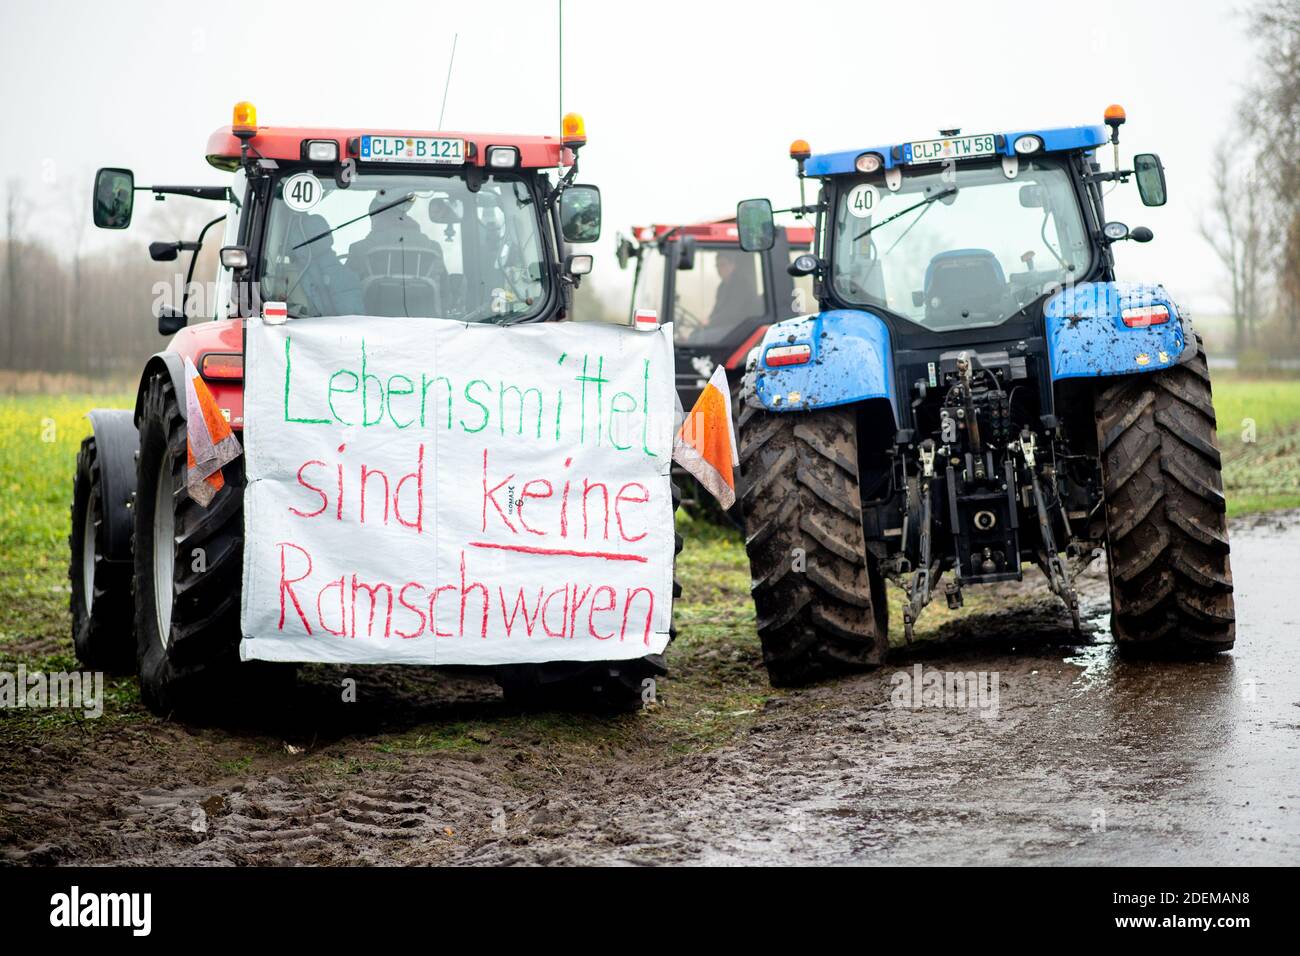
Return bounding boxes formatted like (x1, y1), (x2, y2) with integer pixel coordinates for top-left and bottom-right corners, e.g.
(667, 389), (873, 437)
(282, 172), (323, 212)
(845, 183), (879, 219)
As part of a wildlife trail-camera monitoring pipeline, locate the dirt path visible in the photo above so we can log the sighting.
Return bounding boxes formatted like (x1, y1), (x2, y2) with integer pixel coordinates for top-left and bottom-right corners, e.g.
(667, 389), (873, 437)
(2, 514), (1297, 865)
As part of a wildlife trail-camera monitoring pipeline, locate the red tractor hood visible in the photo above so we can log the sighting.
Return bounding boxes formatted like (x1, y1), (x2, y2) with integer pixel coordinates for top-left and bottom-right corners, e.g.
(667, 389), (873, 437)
(166, 318), (246, 429)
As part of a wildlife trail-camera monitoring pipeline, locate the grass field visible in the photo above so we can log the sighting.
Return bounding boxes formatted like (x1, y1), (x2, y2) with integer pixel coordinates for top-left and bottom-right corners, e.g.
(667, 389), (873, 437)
(0, 375), (1297, 742)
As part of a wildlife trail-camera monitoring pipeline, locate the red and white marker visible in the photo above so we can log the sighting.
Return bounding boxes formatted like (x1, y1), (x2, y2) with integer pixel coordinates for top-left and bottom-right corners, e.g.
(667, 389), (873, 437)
(262, 301), (288, 325)
(634, 308), (659, 331)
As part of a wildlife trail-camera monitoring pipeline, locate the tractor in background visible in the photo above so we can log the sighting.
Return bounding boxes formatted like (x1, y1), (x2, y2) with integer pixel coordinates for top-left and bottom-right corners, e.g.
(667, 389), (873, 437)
(616, 219), (813, 520)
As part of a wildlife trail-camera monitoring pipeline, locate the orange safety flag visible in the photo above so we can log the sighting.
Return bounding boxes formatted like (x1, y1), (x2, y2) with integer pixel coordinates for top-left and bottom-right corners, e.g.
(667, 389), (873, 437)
(672, 364), (739, 509)
(184, 356), (241, 507)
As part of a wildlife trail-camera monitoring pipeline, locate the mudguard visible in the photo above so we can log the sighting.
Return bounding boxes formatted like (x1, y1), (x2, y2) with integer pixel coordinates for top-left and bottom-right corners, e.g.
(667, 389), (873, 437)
(85, 409), (140, 562)
(1044, 281), (1194, 380)
(747, 309), (897, 416)
(134, 351), (189, 425)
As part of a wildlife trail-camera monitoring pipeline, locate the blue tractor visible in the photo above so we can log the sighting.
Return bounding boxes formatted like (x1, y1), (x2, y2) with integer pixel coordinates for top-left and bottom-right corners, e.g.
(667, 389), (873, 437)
(734, 107), (1234, 685)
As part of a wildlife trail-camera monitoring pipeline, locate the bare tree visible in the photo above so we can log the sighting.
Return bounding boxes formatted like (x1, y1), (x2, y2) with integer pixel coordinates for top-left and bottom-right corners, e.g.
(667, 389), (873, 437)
(1200, 141), (1268, 352)
(2, 179), (29, 365)
(1241, 0), (1300, 337)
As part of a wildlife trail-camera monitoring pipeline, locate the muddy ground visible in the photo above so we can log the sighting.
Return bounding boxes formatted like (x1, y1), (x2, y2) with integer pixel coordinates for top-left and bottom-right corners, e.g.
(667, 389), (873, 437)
(1, 512), (1297, 866)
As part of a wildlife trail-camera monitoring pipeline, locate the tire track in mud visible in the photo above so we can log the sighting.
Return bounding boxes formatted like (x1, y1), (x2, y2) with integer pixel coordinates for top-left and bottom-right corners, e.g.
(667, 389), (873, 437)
(3, 515), (1297, 865)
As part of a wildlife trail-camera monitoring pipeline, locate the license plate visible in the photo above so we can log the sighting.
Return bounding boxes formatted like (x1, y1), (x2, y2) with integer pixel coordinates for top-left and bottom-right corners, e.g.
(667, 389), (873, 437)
(359, 135), (465, 164)
(907, 133), (997, 164)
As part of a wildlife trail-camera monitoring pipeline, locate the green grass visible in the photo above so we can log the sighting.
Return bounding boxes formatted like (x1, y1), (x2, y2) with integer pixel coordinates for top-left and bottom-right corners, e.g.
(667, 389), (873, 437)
(0, 377), (1298, 761)
(0, 394), (132, 658)
(1213, 376), (1300, 516)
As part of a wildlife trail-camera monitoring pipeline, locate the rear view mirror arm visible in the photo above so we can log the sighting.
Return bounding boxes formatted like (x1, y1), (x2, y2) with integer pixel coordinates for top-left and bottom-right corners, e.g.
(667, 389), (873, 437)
(179, 214), (227, 319)
(141, 184), (232, 203)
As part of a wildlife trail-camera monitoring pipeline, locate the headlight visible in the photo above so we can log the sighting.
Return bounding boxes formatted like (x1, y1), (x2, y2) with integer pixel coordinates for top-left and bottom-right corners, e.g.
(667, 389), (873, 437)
(487, 146), (519, 168)
(1013, 134), (1043, 154)
(855, 151), (884, 173)
(303, 139), (339, 162)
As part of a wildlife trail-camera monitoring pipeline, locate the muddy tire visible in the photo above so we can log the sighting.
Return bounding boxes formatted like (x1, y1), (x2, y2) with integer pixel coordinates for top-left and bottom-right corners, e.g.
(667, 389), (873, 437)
(739, 403), (888, 686)
(133, 373), (291, 718)
(497, 485), (682, 713)
(1095, 337), (1235, 656)
(69, 435), (135, 671)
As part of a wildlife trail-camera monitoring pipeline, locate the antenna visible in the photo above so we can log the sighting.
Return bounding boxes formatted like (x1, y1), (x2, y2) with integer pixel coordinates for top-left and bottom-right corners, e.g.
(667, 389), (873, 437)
(558, 0), (563, 132)
(438, 33), (458, 130)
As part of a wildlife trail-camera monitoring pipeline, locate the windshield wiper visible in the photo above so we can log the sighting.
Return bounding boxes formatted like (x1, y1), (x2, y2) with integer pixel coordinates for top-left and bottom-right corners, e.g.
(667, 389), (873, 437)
(292, 193), (416, 250)
(853, 186), (957, 242)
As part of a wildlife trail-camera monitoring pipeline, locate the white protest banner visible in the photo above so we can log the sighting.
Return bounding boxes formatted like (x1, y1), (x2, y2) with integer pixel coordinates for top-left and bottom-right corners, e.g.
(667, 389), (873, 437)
(239, 315), (676, 666)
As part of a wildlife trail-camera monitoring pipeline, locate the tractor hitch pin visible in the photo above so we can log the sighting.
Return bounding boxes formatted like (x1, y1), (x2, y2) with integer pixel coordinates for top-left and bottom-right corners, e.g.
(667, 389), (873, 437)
(905, 440), (939, 642)
(1017, 429), (1081, 633)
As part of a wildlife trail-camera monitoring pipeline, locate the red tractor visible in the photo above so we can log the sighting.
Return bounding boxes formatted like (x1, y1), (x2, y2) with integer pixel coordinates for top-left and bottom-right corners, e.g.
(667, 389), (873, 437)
(617, 219), (814, 409)
(616, 219), (813, 520)
(71, 103), (667, 715)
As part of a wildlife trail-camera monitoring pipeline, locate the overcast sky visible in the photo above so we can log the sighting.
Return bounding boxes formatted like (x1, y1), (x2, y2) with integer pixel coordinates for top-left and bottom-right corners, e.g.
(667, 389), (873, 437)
(0, 0), (1257, 314)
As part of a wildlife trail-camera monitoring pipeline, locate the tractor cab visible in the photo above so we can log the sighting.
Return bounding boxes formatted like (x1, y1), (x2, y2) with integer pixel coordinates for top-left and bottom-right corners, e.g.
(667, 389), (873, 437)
(91, 102), (602, 430)
(615, 219), (814, 409)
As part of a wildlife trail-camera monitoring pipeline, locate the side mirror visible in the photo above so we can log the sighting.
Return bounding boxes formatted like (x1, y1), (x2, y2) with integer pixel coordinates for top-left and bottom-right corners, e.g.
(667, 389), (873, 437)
(149, 241), (181, 262)
(737, 198), (775, 252)
(615, 236), (636, 270)
(559, 184), (601, 243)
(155, 302), (186, 336)
(1134, 153), (1167, 207)
(676, 235), (697, 271)
(93, 167), (135, 229)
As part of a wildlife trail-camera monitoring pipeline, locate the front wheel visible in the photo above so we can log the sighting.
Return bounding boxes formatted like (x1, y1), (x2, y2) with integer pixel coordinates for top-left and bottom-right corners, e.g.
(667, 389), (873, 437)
(133, 372), (290, 718)
(1094, 338), (1235, 656)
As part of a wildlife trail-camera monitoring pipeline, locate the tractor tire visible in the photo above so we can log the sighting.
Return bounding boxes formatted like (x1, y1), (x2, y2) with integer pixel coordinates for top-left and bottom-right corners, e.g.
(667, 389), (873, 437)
(739, 403), (889, 686)
(133, 372), (292, 718)
(497, 484), (683, 713)
(1094, 336), (1235, 656)
(69, 435), (135, 671)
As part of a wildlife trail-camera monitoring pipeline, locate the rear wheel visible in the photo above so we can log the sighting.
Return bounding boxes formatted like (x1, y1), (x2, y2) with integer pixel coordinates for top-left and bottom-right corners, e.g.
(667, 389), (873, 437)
(739, 403), (888, 686)
(69, 435), (134, 671)
(133, 372), (291, 718)
(1094, 337), (1235, 656)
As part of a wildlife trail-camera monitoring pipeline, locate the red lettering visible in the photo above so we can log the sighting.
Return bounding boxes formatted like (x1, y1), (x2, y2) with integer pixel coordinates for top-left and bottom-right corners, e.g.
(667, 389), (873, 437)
(277, 542), (313, 633)
(359, 465), (390, 525)
(428, 584), (456, 637)
(517, 479), (552, 537)
(351, 574), (393, 637)
(318, 575), (347, 636)
(615, 483), (650, 543)
(394, 443), (424, 532)
(582, 480), (609, 540)
(290, 462), (328, 518)
(621, 586), (655, 644)
(481, 449), (516, 533)
(541, 585), (571, 638)
(499, 586), (545, 637)
(396, 582), (427, 638)
(459, 552), (489, 638)
(588, 585), (616, 639)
